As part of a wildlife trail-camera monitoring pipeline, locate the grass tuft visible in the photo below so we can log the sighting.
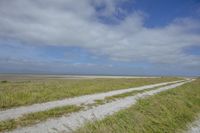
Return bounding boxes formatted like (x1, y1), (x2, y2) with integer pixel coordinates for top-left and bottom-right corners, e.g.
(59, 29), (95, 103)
(0, 80), (8, 83)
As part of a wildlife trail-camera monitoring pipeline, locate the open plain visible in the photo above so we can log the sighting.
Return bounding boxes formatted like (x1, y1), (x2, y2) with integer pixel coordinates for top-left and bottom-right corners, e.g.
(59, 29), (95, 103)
(0, 75), (199, 133)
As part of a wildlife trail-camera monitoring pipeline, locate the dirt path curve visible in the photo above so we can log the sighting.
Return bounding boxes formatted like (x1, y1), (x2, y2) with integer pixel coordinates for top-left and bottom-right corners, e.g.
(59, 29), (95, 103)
(8, 80), (193, 133)
(0, 80), (184, 121)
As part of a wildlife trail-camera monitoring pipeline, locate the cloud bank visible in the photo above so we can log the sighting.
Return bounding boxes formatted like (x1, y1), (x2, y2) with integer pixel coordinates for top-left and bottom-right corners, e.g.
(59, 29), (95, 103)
(0, 0), (200, 75)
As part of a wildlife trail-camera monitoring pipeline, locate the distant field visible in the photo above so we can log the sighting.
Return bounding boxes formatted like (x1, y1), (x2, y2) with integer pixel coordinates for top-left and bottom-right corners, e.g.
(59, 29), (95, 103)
(75, 79), (200, 133)
(0, 76), (181, 109)
(0, 74), (160, 81)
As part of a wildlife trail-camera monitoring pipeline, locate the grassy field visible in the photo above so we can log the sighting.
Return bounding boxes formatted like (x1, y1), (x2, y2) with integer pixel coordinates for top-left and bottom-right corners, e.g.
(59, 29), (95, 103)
(0, 105), (82, 132)
(75, 79), (200, 133)
(0, 77), (180, 109)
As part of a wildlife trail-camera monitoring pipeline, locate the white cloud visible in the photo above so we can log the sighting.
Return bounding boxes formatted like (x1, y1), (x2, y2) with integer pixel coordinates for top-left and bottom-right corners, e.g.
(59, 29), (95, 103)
(0, 0), (200, 70)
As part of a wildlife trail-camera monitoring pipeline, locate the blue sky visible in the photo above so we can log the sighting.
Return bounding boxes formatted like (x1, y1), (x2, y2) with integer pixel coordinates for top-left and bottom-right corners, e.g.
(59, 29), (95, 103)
(0, 0), (200, 76)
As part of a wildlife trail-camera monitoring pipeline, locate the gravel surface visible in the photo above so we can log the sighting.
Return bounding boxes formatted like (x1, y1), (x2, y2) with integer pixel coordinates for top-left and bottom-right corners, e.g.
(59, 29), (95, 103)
(187, 119), (200, 133)
(0, 80), (184, 121)
(8, 80), (192, 133)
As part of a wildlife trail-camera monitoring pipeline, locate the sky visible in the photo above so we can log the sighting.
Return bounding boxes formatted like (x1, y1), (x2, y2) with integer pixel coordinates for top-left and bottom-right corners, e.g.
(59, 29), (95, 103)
(0, 0), (200, 76)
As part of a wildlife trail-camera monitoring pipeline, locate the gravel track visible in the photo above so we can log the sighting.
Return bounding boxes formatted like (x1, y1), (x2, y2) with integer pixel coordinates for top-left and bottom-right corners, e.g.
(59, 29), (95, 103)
(0, 80), (184, 121)
(187, 118), (200, 133)
(8, 80), (192, 133)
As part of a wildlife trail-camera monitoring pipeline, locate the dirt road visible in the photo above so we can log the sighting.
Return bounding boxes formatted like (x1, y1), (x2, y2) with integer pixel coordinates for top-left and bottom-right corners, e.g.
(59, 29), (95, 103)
(0, 80), (184, 121)
(8, 80), (192, 133)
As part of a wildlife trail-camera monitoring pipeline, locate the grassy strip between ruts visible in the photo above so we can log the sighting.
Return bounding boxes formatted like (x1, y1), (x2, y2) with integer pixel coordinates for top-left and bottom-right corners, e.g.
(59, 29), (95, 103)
(0, 105), (82, 132)
(0, 77), (181, 109)
(104, 82), (178, 101)
(93, 82), (179, 106)
(74, 79), (200, 133)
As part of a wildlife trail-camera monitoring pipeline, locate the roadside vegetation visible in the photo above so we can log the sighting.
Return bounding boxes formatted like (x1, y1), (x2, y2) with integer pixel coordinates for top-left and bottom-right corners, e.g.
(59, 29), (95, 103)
(0, 105), (82, 132)
(75, 79), (200, 133)
(0, 77), (180, 109)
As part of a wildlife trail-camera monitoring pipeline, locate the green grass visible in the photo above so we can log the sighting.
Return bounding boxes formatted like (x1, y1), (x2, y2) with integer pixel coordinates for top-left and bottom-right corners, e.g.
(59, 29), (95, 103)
(0, 77), (180, 109)
(74, 79), (200, 133)
(0, 105), (82, 132)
